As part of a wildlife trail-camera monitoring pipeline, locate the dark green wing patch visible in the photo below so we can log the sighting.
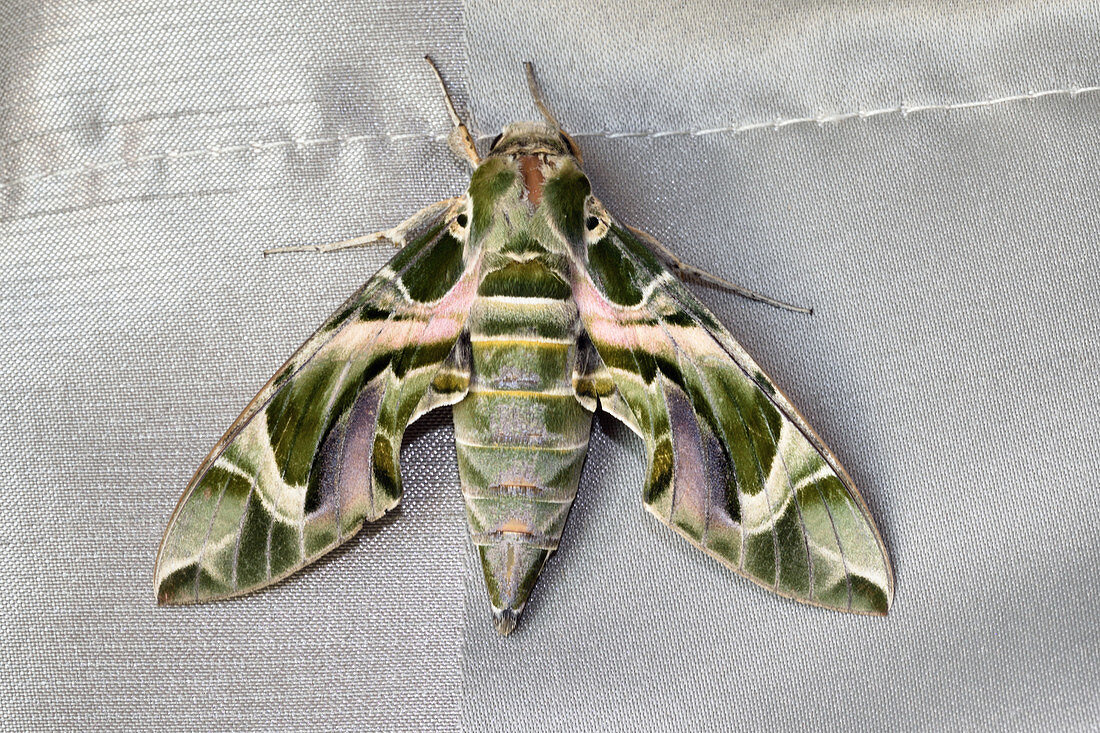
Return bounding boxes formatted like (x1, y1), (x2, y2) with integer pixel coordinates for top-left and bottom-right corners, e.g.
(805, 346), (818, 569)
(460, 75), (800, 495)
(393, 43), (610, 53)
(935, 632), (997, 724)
(478, 259), (572, 300)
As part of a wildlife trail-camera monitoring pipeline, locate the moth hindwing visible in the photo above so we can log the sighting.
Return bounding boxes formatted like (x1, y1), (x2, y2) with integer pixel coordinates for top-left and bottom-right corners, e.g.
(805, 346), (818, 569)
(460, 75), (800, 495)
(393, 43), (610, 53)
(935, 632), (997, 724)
(155, 67), (893, 635)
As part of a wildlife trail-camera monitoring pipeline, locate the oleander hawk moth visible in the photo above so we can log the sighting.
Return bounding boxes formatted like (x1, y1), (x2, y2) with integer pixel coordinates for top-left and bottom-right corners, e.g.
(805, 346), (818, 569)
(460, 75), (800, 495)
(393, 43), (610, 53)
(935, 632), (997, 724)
(154, 60), (893, 635)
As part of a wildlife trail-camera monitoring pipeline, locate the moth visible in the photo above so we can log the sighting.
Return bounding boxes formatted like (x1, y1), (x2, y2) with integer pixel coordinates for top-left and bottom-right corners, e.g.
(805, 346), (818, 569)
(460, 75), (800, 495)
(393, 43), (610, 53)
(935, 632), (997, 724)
(155, 58), (893, 634)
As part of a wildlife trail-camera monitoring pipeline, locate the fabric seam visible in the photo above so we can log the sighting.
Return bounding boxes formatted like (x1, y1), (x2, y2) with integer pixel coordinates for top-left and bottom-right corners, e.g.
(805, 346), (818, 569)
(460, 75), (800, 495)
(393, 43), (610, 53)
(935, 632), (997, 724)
(2, 84), (1097, 192)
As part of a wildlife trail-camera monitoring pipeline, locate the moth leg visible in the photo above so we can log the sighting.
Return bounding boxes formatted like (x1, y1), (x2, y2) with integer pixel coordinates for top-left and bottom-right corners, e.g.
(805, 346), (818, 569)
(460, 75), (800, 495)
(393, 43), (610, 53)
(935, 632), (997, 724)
(263, 197), (460, 256)
(625, 224), (814, 316)
(425, 55), (480, 167)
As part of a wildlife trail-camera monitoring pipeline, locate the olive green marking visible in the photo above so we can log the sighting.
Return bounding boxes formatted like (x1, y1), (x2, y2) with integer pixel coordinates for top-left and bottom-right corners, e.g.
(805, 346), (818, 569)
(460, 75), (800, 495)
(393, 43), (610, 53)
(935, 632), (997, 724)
(356, 302), (392, 324)
(573, 372), (615, 401)
(164, 483), (220, 562)
(609, 225), (664, 276)
(653, 351), (691, 394)
(466, 495), (573, 532)
(456, 442), (588, 498)
(773, 499), (811, 597)
(610, 226), (722, 330)
(391, 368), (441, 430)
(546, 449), (589, 493)
(706, 374), (782, 500)
(159, 561), (227, 603)
(386, 221), (447, 274)
(319, 278), (382, 335)
(391, 336), (457, 379)
(198, 466), (252, 567)
(271, 365), (293, 389)
(477, 545), (503, 607)
(597, 341), (658, 384)
(402, 232), (464, 302)
(814, 577), (851, 611)
(576, 215), (893, 615)
(753, 370), (776, 396)
(743, 531), (777, 587)
(237, 491), (273, 588)
(814, 476), (862, 608)
(820, 476), (889, 603)
(431, 368), (470, 395)
(157, 564), (200, 604)
(157, 199), (476, 607)
(671, 505), (706, 542)
(678, 294), (723, 333)
(478, 259), (572, 300)
(470, 340), (571, 391)
(704, 524), (742, 567)
(269, 519), (301, 577)
(303, 521), (337, 558)
(588, 238), (643, 306)
(266, 361), (337, 488)
(661, 309), (697, 328)
(267, 348), (393, 491)
(541, 164), (590, 242)
(302, 453), (330, 515)
(371, 435), (400, 505)
(460, 390), (591, 446)
(469, 157), (516, 233)
(795, 475), (846, 604)
(472, 309), (574, 341)
(742, 410), (782, 496)
(500, 231), (548, 256)
(323, 293), (372, 335)
(515, 548), (550, 603)
(475, 543), (550, 611)
(298, 358), (391, 507)
(850, 574), (890, 615)
(463, 502), (488, 534)
(484, 249), (571, 275)
(645, 437), (674, 505)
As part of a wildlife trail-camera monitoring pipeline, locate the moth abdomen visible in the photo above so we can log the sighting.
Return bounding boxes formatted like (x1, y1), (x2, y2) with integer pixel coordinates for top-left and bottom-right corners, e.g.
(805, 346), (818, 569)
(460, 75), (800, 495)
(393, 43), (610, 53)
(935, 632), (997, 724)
(452, 254), (593, 634)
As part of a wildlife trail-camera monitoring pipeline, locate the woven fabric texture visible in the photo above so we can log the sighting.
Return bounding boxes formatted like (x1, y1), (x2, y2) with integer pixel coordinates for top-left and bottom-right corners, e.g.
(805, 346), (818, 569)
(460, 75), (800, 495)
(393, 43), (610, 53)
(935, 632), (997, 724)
(2, 2), (1098, 730)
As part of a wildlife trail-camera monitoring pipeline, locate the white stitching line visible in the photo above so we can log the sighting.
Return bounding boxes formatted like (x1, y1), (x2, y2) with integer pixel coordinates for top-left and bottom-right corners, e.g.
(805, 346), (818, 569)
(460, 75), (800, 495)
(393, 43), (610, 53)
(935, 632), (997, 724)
(582, 85), (1100, 139)
(0, 132), (452, 191)
(2, 84), (1098, 192)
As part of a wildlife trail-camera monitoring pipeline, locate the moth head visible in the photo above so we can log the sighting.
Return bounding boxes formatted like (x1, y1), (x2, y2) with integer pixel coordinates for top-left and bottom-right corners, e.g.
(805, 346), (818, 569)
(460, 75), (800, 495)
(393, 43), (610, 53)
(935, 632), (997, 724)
(487, 121), (582, 163)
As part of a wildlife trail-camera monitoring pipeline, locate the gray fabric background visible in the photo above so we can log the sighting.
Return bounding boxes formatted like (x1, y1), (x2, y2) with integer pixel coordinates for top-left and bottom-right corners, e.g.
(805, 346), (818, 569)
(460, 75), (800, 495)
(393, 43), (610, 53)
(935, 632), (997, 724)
(2, 1), (1097, 730)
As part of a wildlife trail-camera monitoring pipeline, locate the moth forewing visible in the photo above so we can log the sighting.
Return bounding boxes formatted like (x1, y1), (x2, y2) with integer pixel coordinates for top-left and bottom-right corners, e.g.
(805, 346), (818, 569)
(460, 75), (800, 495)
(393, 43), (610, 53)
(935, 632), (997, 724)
(575, 223), (893, 615)
(156, 61), (892, 633)
(153, 197), (476, 604)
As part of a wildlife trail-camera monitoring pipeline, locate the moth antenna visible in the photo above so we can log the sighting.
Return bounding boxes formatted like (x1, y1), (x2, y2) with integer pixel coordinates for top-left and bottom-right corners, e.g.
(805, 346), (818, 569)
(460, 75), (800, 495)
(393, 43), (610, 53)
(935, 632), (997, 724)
(425, 55), (480, 166)
(625, 225), (814, 315)
(524, 61), (582, 162)
(425, 55), (463, 129)
(523, 61), (562, 130)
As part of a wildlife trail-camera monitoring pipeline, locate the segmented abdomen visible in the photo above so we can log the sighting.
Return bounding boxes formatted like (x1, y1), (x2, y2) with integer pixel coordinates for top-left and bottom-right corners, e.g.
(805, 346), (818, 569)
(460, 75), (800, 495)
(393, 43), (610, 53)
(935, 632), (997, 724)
(452, 291), (592, 618)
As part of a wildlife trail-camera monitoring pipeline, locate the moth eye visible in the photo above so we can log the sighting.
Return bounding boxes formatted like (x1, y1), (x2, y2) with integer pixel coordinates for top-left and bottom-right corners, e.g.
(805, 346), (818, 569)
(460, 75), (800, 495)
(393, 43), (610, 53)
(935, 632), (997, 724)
(585, 216), (599, 231)
(489, 133), (504, 151)
(456, 213), (469, 228)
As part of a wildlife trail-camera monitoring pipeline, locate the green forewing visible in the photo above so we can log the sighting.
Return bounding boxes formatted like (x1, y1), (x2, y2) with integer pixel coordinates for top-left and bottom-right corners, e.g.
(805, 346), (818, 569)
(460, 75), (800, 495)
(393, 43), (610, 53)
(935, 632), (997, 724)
(574, 223), (894, 614)
(155, 202), (476, 604)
